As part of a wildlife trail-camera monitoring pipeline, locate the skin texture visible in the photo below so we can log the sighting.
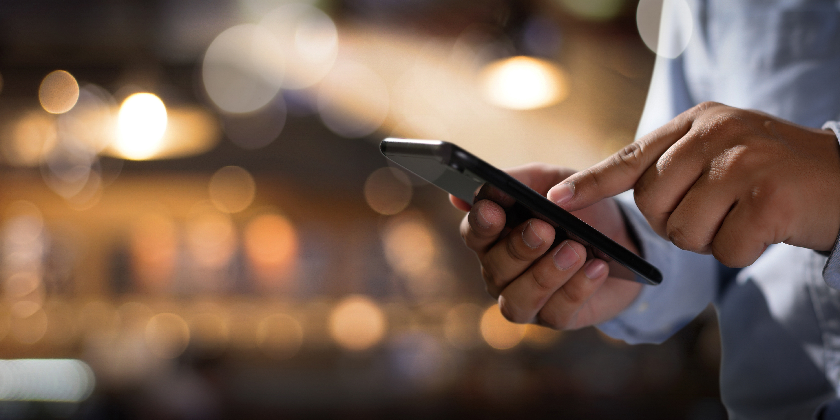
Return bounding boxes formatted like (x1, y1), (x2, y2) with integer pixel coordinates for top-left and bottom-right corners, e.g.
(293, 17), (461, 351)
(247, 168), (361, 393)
(456, 102), (840, 331)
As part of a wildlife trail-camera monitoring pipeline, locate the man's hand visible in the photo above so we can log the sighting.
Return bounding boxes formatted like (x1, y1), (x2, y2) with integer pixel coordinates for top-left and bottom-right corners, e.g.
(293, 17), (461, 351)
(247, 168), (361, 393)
(550, 102), (840, 267)
(454, 163), (643, 330)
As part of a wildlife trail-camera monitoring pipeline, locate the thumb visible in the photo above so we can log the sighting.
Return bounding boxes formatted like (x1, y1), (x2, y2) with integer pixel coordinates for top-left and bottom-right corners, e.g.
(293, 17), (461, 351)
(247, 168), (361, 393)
(547, 104), (704, 211)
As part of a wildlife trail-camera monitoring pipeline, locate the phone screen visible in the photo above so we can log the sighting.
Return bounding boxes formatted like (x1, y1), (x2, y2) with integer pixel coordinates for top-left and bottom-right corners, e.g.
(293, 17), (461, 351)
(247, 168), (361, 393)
(380, 138), (662, 286)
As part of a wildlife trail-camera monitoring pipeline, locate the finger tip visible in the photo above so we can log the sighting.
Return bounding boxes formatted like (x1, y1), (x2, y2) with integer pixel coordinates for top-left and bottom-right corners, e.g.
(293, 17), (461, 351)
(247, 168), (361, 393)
(583, 259), (609, 280)
(449, 195), (472, 212)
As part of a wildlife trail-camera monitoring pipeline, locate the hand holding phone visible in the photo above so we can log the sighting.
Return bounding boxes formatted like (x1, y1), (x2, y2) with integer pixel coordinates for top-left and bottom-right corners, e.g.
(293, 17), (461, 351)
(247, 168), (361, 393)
(380, 138), (661, 285)
(381, 138), (656, 328)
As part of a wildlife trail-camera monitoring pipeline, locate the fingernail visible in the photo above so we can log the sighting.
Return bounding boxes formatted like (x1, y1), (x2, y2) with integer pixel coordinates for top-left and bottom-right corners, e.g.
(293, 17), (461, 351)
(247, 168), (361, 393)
(552, 183), (574, 206)
(553, 241), (580, 270)
(584, 259), (607, 279)
(474, 204), (491, 229)
(522, 221), (544, 249)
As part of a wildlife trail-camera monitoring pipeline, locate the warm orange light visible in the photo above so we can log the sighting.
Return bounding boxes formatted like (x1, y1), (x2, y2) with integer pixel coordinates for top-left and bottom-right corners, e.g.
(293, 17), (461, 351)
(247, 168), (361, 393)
(130, 213), (178, 293)
(381, 215), (437, 278)
(479, 56), (569, 110)
(328, 295), (387, 351)
(244, 213), (299, 288)
(480, 305), (526, 350)
(523, 324), (562, 349)
(39, 70), (80, 114)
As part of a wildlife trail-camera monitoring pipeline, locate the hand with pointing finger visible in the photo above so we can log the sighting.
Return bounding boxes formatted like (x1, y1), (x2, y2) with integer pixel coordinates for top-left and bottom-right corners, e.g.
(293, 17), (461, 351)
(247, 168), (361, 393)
(549, 101), (840, 268)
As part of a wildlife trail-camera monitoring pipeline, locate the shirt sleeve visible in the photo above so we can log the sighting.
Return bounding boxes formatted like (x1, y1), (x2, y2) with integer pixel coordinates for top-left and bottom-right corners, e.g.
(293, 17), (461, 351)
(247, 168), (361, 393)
(596, 192), (720, 344)
(820, 121), (840, 290)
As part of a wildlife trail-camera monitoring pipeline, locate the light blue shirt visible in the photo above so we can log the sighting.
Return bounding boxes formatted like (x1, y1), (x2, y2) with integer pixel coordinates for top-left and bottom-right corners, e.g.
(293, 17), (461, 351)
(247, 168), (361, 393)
(596, 1), (840, 419)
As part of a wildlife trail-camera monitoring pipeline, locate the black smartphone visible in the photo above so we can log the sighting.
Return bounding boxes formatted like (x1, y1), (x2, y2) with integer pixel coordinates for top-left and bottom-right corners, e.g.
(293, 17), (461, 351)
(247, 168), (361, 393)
(380, 138), (662, 286)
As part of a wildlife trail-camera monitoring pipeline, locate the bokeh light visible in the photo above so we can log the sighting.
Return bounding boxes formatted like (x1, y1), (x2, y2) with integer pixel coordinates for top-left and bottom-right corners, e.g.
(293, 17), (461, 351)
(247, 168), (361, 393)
(145, 313), (191, 359)
(256, 313), (304, 359)
(637, 0), (693, 59)
(0, 359), (95, 402)
(4, 272), (44, 307)
(523, 324), (562, 349)
(318, 61), (390, 138)
(244, 213), (299, 289)
(130, 212), (178, 294)
(364, 167), (413, 215)
(185, 204), (237, 272)
(479, 56), (570, 110)
(38, 70), (80, 114)
(202, 24), (285, 113)
(328, 295), (387, 351)
(208, 166), (256, 214)
(154, 106), (221, 159)
(57, 84), (117, 153)
(41, 137), (97, 199)
(223, 99), (286, 150)
(4, 112), (58, 167)
(381, 215), (437, 278)
(555, 0), (625, 22)
(480, 305), (526, 350)
(444, 303), (484, 350)
(260, 3), (338, 89)
(115, 93), (168, 160)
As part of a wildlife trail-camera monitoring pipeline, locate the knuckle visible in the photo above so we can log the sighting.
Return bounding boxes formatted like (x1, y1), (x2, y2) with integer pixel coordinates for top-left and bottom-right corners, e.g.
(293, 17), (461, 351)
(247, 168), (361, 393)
(710, 240), (753, 268)
(667, 223), (704, 252)
(614, 142), (646, 172)
(696, 101), (721, 111)
(530, 267), (554, 292)
(505, 233), (532, 263)
(536, 308), (564, 330)
(498, 298), (527, 324)
(560, 283), (586, 305)
(481, 266), (502, 290)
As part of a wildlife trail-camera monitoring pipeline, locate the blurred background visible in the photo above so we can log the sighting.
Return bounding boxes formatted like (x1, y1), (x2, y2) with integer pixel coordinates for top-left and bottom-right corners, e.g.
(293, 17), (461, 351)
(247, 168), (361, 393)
(0, 0), (725, 419)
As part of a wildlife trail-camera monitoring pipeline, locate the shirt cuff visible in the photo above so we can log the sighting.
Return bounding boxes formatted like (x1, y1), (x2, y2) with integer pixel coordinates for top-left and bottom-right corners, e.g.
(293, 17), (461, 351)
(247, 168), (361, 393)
(596, 192), (719, 344)
(820, 121), (840, 290)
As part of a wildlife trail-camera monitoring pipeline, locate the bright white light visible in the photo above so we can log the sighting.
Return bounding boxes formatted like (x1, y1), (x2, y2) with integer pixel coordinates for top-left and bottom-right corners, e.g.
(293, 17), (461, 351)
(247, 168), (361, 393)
(0, 359), (95, 402)
(115, 93), (168, 160)
(479, 56), (569, 110)
(202, 24), (285, 113)
(260, 3), (338, 89)
(637, 0), (693, 59)
(317, 61), (390, 138)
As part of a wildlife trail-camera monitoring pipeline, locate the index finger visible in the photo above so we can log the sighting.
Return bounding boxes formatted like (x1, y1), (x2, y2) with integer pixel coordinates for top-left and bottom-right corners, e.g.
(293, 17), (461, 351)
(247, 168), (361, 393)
(547, 103), (708, 212)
